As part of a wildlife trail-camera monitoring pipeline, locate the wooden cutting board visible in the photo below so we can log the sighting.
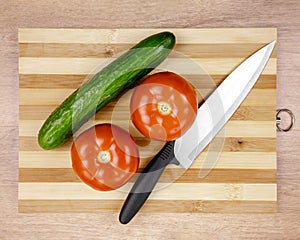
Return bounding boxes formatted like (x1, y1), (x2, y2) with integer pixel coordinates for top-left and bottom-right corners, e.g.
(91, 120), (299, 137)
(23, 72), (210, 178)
(18, 28), (277, 213)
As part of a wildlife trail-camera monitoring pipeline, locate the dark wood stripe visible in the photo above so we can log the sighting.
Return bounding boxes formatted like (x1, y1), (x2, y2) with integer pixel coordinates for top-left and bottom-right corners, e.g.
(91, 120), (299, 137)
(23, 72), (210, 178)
(218, 137), (276, 152)
(19, 43), (277, 58)
(230, 106), (275, 120)
(18, 199), (277, 213)
(19, 74), (276, 89)
(175, 168), (276, 183)
(19, 168), (276, 183)
(19, 136), (276, 152)
(19, 136), (163, 152)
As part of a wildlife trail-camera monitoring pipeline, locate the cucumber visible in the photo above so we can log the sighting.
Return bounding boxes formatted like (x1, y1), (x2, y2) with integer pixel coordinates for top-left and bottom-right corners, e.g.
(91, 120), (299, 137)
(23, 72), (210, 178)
(38, 31), (176, 150)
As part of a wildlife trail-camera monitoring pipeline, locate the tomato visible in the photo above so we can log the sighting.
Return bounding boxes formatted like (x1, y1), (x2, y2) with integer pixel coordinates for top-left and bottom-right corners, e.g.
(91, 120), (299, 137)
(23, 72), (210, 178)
(130, 71), (198, 141)
(71, 124), (139, 191)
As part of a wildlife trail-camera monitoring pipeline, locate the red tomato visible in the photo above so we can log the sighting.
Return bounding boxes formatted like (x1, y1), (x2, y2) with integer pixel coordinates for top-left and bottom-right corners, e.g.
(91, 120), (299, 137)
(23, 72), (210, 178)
(71, 124), (139, 191)
(130, 72), (198, 141)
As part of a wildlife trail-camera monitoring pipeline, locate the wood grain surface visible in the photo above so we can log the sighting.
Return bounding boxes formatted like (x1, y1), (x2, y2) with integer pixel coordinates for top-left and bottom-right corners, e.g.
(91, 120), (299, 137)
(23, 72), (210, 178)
(1, 1), (300, 239)
(18, 28), (277, 214)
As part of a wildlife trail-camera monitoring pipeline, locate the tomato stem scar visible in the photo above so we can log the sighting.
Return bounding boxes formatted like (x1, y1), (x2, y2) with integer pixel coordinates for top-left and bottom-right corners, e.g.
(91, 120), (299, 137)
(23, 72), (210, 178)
(97, 150), (111, 164)
(157, 101), (172, 115)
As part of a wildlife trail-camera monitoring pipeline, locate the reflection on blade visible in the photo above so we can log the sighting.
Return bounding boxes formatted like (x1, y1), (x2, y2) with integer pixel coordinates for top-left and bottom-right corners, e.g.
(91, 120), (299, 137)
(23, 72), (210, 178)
(174, 41), (276, 169)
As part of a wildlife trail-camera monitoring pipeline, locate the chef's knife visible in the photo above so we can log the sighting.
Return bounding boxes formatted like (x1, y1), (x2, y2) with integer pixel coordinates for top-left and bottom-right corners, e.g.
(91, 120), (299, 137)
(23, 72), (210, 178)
(119, 41), (276, 224)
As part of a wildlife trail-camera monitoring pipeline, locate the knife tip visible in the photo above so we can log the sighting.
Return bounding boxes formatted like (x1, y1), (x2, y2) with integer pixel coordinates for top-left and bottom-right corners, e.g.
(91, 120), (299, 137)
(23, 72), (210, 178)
(268, 40), (276, 49)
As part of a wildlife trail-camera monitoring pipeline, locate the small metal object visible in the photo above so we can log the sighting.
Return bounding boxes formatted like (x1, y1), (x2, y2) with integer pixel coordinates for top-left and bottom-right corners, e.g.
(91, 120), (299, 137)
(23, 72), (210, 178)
(276, 108), (295, 132)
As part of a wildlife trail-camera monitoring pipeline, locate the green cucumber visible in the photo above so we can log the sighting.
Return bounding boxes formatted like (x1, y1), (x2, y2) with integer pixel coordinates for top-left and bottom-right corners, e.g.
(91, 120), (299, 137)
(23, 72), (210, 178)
(38, 31), (176, 150)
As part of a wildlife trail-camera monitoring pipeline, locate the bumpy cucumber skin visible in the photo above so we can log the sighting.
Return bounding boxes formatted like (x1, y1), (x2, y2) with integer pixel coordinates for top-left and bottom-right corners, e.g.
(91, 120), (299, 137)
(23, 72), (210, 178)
(38, 32), (176, 150)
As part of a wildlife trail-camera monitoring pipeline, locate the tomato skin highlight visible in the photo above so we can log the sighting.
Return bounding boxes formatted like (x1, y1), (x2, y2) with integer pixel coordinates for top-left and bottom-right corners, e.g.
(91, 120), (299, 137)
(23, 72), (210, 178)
(130, 72), (198, 141)
(71, 124), (139, 191)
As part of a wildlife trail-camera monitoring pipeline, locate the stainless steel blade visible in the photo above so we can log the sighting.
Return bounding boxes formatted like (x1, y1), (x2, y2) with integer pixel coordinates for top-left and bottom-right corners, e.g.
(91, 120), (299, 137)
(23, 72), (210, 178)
(174, 41), (276, 169)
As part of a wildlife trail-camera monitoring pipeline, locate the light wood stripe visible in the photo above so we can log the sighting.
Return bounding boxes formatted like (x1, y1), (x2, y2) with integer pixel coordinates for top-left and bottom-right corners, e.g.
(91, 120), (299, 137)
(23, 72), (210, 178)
(225, 121), (275, 137)
(18, 57), (276, 75)
(19, 88), (276, 106)
(19, 136), (276, 152)
(18, 168), (276, 183)
(19, 43), (277, 58)
(19, 199), (277, 213)
(19, 105), (275, 121)
(18, 28), (276, 44)
(18, 182), (277, 201)
(19, 151), (276, 169)
(19, 74), (276, 89)
(19, 200), (277, 214)
(19, 119), (276, 138)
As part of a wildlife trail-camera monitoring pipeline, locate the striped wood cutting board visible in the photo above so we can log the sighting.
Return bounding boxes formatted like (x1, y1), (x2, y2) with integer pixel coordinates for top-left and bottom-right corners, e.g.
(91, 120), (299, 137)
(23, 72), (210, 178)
(18, 28), (277, 213)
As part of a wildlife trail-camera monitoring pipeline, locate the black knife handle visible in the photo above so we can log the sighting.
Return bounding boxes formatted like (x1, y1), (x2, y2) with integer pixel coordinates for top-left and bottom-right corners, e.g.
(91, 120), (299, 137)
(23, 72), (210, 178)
(119, 140), (179, 224)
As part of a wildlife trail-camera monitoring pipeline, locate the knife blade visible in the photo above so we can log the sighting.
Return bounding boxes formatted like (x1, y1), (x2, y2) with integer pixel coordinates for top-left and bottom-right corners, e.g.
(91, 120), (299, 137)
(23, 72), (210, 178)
(119, 41), (276, 224)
